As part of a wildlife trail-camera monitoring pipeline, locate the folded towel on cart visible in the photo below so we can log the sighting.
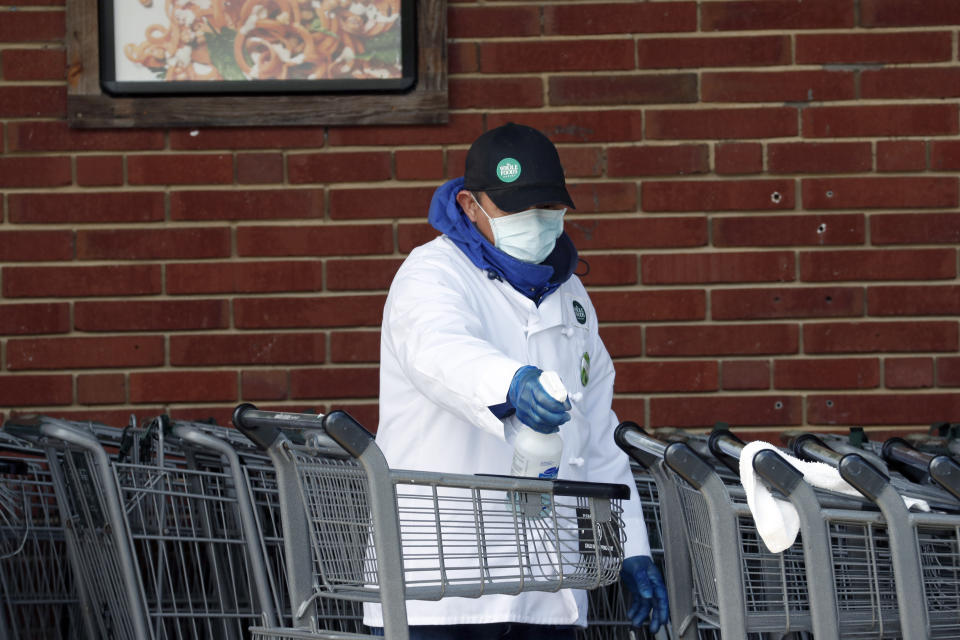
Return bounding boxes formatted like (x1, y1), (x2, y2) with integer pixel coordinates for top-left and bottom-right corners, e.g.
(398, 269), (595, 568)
(739, 441), (930, 553)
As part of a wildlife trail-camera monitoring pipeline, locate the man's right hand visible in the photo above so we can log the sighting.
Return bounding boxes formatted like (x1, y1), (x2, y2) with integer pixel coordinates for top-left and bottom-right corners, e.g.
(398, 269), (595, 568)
(507, 366), (571, 433)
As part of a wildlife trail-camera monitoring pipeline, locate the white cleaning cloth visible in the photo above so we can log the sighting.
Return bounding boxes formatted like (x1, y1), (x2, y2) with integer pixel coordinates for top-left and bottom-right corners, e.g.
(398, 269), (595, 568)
(739, 440), (930, 553)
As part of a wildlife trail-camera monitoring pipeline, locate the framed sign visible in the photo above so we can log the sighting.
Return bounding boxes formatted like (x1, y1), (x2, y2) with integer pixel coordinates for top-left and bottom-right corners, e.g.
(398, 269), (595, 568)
(99, 0), (416, 95)
(67, 0), (446, 127)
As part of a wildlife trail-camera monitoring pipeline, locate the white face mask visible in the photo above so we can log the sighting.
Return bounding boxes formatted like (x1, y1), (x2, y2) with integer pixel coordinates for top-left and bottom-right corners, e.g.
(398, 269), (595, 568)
(471, 194), (566, 263)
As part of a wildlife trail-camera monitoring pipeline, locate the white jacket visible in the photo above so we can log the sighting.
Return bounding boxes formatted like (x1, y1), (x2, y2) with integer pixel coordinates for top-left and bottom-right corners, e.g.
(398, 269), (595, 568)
(365, 235), (649, 628)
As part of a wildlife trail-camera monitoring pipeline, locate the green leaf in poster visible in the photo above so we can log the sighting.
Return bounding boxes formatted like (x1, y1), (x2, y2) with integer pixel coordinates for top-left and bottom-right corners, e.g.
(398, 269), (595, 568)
(359, 26), (401, 66)
(205, 27), (247, 80)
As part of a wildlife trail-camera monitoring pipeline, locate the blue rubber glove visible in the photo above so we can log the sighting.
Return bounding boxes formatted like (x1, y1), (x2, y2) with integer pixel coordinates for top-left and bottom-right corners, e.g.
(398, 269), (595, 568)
(507, 366), (571, 433)
(620, 555), (669, 633)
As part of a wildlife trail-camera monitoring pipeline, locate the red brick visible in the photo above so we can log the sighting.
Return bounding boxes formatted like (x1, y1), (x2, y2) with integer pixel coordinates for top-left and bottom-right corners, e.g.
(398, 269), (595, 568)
(774, 358), (880, 390)
(0, 375), (72, 406)
(862, 68), (960, 99)
(395, 149), (444, 181)
(3, 265), (160, 297)
(234, 295), (386, 329)
(871, 213), (960, 245)
(557, 147), (603, 179)
(330, 330), (380, 363)
(77, 374), (126, 405)
(568, 216), (708, 249)
(76, 155), (123, 187)
(449, 5), (540, 37)
(885, 357), (934, 389)
(598, 325), (644, 358)
(488, 111), (644, 143)
(716, 143), (762, 175)
(327, 113), (483, 147)
(647, 324), (798, 356)
(578, 254), (637, 287)
(1, 49), (64, 80)
(804, 321), (958, 354)
(713, 214), (865, 247)
(615, 361), (718, 393)
(127, 154), (233, 185)
(332, 404), (379, 430)
(0, 302), (69, 335)
(807, 393), (960, 427)
(1, 0), (62, 8)
(329, 187), (432, 220)
(169, 127), (326, 150)
(590, 290), (706, 322)
(0, 86), (64, 117)
(7, 336), (165, 370)
(288, 152), (391, 184)
(446, 149), (468, 179)
(398, 223), (440, 253)
(167, 261), (324, 294)
(449, 42), (478, 74)
(549, 74), (697, 107)
(567, 183), (637, 213)
(642, 179), (794, 212)
(326, 258), (403, 291)
(650, 395), (802, 428)
(290, 367), (379, 399)
(803, 177), (958, 210)
(647, 107), (796, 140)
(236, 153), (283, 184)
(937, 357), (960, 387)
(544, 2), (697, 35)
(713, 287), (864, 320)
(702, 0), (854, 30)
(607, 144), (709, 177)
(8, 121), (164, 151)
(702, 70), (855, 103)
(861, 0), (960, 27)
(171, 333), (325, 366)
(241, 370), (289, 401)
(77, 228), (230, 260)
(8, 192), (164, 223)
(480, 39), (634, 73)
(643, 251), (794, 285)
(611, 399), (645, 426)
(0, 156), (70, 188)
(129, 371), (237, 403)
(877, 140), (927, 172)
(800, 249), (955, 282)
(0, 231), (72, 262)
(769, 142), (872, 175)
(868, 285), (960, 317)
(450, 77), (543, 110)
(169, 406), (235, 426)
(75, 299), (229, 332)
(237, 224), (393, 257)
(803, 104), (958, 138)
(797, 32), (952, 64)
(637, 35), (789, 69)
(170, 189), (323, 220)
(931, 141), (960, 170)
(721, 360), (770, 390)
(0, 9), (64, 41)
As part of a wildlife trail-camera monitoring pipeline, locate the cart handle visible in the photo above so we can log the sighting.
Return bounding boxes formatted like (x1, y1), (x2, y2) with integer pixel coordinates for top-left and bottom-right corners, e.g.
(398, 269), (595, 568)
(233, 404), (375, 459)
(792, 432), (890, 501)
(709, 430), (805, 498)
(614, 421), (665, 469)
(707, 427), (745, 475)
(477, 474), (631, 500)
(883, 437), (960, 498)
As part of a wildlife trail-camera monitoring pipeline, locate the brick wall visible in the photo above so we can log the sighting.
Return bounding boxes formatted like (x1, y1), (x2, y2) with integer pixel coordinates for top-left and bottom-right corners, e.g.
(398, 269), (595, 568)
(2, 0), (960, 439)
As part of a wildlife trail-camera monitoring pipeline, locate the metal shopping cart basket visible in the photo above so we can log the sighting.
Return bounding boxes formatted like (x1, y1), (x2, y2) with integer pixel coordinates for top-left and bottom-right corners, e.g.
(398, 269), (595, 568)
(232, 404), (630, 640)
(5, 414), (279, 640)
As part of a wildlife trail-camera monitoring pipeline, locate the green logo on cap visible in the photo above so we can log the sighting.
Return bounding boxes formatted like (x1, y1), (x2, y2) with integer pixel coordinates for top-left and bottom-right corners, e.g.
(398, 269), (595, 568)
(496, 158), (521, 183)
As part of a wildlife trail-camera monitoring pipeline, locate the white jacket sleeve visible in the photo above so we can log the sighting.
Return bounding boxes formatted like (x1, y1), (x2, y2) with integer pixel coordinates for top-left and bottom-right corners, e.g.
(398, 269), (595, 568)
(383, 254), (523, 440)
(580, 327), (651, 558)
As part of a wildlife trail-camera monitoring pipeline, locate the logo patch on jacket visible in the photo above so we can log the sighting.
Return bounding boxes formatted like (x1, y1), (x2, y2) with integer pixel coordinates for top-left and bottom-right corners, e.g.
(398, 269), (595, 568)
(572, 300), (587, 324)
(580, 351), (591, 386)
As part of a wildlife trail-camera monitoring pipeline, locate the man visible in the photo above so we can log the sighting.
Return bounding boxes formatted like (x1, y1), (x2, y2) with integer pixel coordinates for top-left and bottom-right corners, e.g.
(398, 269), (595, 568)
(369, 123), (669, 639)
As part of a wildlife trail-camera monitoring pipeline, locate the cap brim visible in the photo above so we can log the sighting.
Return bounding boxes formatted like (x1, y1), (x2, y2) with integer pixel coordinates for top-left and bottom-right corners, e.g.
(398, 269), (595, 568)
(485, 184), (576, 213)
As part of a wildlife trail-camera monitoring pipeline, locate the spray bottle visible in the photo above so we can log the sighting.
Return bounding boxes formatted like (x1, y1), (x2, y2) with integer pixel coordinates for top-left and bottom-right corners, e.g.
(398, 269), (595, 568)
(510, 370), (567, 480)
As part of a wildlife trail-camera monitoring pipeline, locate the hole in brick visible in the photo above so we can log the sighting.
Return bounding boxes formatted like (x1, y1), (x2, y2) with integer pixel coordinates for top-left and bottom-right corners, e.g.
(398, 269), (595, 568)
(825, 296), (833, 303)
(773, 296), (781, 303)
(826, 399), (834, 408)
(770, 191), (782, 203)
(825, 190), (834, 198)
(817, 223), (827, 234)
(774, 401), (783, 410)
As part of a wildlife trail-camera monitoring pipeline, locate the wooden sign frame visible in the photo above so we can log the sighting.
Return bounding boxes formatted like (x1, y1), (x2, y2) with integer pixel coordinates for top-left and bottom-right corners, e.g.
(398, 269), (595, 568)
(66, 0), (447, 128)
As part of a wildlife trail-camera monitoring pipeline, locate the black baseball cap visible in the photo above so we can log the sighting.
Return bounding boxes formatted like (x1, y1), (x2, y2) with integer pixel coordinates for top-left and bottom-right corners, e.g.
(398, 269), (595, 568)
(463, 123), (575, 213)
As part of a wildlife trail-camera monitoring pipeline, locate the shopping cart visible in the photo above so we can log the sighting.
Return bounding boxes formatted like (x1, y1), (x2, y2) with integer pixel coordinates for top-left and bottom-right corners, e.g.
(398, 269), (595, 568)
(232, 404), (630, 640)
(881, 437), (960, 502)
(5, 414), (279, 640)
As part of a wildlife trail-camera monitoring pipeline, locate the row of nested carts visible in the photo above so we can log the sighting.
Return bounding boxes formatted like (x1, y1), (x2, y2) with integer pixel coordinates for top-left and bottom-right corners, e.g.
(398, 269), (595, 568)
(2, 405), (960, 639)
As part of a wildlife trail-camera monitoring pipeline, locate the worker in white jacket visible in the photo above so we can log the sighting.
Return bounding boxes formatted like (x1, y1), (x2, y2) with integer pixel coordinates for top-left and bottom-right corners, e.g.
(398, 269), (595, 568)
(368, 123), (669, 639)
